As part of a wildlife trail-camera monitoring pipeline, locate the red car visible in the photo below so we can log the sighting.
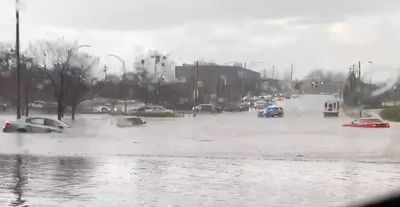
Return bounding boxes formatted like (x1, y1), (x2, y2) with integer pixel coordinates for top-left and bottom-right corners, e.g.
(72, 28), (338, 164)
(342, 118), (390, 128)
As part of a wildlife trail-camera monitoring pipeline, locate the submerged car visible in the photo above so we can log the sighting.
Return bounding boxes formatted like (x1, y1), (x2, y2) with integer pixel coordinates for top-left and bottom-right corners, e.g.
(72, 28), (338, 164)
(3, 117), (70, 133)
(224, 102), (250, 112)
(194, 104), (223, 113)
(342, 118), (390, 128)
(116, 116), (146, 127)
(239, 101), (251, 111)
(258, 105), (284, 118)
(254, 100), (267, 110)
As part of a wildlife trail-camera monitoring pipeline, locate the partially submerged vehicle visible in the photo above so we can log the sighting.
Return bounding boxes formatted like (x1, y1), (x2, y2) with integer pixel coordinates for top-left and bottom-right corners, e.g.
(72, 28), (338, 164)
(254, 100), (267, 110)
(224, 102), (250, 112)
(323, 100), (340, 117)
(194, 104), (223, 113)
(258, 105), (284, 118)
(116, 116), (146, 127)
(342, 118), (390, 128)
(3, 117), (70, 133)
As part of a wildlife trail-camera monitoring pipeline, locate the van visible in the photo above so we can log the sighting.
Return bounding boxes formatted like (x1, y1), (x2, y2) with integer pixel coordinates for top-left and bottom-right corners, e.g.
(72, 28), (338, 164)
(324, 101), (339, 117)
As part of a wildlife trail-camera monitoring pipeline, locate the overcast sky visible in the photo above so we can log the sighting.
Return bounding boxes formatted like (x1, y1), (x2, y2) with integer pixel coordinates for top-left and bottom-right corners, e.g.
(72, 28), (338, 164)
(1, 0), (400, 79)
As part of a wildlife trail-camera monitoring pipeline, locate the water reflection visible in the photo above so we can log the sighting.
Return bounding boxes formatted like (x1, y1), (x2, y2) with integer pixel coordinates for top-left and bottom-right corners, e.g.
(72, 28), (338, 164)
(10, 155), (28, 207)
(0, 154), (96, 206)
(50, 156), (95, 200)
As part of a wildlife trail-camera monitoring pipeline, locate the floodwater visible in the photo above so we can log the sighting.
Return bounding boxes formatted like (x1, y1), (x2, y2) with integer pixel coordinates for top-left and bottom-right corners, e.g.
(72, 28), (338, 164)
(1, 95), (400, 206)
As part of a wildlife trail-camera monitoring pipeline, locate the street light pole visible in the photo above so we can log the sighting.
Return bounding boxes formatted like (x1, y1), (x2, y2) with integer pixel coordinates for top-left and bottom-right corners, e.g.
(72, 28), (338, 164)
(241, 62), (246, 101)
(109, 54), (127, 114)
(109, 54), (126, 76)
(103, 65), (108, 81)
(15, 0), (21, 119)
(151, 55), (160, 80)
(368, 61), (373, 85)
(193, 61), (199, 117)
(290, 63), (294, 90)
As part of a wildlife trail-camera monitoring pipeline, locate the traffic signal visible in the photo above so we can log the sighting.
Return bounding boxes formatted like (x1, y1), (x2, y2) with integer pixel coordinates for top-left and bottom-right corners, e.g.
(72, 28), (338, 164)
(311, 81), (319, 88)
(320, 81), (324, 85)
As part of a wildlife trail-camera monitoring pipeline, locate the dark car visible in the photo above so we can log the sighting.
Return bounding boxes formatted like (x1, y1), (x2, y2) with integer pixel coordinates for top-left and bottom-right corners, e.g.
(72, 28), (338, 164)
(224, 102), (249, 112)
(194, 104), (222, 113)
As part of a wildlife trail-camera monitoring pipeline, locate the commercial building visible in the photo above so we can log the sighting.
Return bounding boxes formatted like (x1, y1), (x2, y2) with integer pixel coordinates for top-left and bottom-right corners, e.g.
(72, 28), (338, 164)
(175, 64), (260, 107)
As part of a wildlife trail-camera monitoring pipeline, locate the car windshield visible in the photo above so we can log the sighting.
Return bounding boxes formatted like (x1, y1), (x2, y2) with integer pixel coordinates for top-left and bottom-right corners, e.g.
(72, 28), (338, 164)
(1, 1), (400, 207)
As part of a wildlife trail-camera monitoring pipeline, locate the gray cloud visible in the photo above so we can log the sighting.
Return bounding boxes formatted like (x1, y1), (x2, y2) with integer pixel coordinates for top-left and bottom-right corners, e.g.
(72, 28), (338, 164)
(15, 0), (400, 30)
(1, 0), (400, 78)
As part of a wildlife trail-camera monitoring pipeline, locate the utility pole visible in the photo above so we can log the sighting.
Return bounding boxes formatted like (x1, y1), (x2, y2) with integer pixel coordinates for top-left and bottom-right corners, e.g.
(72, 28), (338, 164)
(241, 62), (246, 101)
(15, 0), (21, 119)
(154, 58), (158, 80)
(272, 66), (275, 79)
(193, 61), (199, 117)
(290, 63), (294, 89)
(103, 65), (108, 81)
(152, 55), (160, 80)
(358, 61), (361, 80)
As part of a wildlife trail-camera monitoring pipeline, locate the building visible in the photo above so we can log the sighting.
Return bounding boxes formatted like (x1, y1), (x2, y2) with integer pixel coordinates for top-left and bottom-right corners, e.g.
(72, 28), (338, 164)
(175, 64), (260, 107)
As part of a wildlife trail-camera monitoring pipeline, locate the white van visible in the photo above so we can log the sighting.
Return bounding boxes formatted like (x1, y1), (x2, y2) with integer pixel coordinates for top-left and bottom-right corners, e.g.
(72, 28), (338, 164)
(324, 101), (339, 117)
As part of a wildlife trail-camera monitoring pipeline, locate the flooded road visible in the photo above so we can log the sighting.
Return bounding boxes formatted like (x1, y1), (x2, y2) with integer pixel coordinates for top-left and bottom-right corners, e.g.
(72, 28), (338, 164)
(1, 94), (400, 206)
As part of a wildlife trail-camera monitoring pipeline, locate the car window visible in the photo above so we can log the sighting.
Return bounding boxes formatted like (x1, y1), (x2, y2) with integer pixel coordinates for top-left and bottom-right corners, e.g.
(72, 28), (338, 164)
(27, 118), (45, 125)
(367, 119), (382, 123)
(44, 119), (60, 127)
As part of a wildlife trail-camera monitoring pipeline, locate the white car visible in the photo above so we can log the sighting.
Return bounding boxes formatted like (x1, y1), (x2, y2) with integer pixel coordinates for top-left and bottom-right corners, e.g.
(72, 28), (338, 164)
(134, 106), (173, 113)
(116, 116), (146, 127)
(3, 117), (70, 133)
(30, 100), (45, 108)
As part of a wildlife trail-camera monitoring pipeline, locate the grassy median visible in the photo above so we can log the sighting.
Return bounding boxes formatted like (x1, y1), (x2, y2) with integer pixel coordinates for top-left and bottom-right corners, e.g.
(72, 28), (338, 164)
(380, 106), (400, 122)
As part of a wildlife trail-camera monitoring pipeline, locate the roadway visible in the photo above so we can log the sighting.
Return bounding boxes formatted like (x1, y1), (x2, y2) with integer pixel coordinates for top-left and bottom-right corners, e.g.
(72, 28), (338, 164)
(0, 94), (399, 206)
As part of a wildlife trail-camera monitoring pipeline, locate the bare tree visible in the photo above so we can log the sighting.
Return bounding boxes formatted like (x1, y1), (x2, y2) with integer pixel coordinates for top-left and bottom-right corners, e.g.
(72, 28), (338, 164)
(64, 54), (98, 120)
(29, 39), (98, 120)
(0, 45), (49, 116)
